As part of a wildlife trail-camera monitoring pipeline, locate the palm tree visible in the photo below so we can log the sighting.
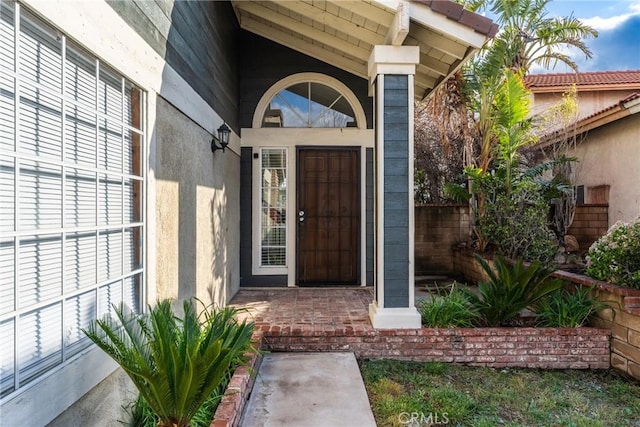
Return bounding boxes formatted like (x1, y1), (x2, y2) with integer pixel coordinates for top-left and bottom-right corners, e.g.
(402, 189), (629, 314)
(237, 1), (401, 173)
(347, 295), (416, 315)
(419, 0), (597, 194)
(83, 300), (254, 427)
(486, 0), (598, 73)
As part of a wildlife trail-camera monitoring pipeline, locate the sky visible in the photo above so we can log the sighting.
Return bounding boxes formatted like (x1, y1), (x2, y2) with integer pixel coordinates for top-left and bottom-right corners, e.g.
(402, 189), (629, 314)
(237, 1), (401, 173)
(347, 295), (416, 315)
(489, 0), (640, 73)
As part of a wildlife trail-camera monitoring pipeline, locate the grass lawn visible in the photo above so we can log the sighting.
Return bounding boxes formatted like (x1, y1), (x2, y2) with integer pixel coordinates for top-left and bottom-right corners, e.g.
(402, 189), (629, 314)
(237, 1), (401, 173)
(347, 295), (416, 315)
(361, 360), (640, 426)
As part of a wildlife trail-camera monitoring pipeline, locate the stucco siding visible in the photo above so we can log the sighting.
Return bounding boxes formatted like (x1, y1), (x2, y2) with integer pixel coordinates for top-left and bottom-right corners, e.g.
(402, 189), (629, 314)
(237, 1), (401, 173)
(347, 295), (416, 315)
(569, 114), (640, 226)
(532, 90), (639, 121)
(47, 369), (135, 427)
(155, 97), (241, 305)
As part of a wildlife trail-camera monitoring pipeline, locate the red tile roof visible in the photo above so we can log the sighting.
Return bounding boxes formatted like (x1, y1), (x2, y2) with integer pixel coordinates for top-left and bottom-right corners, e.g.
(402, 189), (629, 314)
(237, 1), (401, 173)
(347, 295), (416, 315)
(525, 70), (640, 89)
(415, 0), (499, 37)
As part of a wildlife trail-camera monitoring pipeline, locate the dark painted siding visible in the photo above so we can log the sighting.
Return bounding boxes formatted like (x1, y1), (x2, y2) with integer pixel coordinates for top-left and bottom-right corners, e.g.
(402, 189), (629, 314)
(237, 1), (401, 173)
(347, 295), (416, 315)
(366, 148), (374, 285)
(239, 147), (287, 286)
(106, 0), (239, 131)
(383, 75), (409, 307)
(239, 31), (373, 130)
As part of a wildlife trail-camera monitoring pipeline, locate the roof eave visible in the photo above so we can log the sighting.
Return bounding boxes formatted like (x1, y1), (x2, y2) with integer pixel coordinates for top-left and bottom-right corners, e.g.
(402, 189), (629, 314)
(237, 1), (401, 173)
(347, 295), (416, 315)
(537, 97), (640, 148)
(530, 83), (640, 93)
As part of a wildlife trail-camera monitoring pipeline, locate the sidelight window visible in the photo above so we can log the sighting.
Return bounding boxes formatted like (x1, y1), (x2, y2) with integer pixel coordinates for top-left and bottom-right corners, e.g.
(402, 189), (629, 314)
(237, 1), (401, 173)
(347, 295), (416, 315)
(260, 148), (287, 267)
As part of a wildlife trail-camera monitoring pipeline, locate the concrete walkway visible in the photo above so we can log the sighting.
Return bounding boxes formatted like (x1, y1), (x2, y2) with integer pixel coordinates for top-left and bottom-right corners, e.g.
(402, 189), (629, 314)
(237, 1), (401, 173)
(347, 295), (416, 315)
(239, 352), (376, 427)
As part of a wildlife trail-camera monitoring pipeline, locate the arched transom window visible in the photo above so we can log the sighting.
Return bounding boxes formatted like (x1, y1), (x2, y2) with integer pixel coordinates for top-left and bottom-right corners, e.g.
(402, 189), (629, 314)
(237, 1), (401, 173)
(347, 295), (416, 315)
(262, 81), (357, 128)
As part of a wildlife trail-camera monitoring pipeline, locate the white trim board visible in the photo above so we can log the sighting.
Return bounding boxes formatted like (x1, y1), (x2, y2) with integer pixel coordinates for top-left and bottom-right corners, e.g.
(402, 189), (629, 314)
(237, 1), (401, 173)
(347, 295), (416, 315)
(1, 346), (120, 427)
(242, 128), (375, 148)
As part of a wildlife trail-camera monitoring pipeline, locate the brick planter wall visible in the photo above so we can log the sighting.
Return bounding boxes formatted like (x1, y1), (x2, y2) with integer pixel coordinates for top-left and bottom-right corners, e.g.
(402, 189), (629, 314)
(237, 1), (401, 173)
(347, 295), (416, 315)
(211, 332), (264, 427)
(261, 327), (609, 369)
(415, 204), (470, 275)
(454, 250), (640, 380)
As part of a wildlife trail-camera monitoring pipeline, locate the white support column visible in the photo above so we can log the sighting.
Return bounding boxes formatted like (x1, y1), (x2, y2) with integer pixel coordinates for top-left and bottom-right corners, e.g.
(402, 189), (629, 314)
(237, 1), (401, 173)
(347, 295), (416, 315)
(368, 45), (421, 329)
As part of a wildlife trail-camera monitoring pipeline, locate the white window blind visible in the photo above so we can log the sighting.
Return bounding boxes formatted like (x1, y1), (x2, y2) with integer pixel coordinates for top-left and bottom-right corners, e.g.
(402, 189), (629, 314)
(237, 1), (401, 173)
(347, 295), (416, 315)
(260, 149), (287, 267)
(0, 1), (145, 399)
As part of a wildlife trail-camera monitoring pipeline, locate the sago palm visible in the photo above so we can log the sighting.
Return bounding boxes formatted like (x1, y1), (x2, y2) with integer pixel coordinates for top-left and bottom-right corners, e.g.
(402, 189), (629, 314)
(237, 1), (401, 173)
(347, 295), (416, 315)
(465, 255), (564, 326)
(83, 299), (254, 427)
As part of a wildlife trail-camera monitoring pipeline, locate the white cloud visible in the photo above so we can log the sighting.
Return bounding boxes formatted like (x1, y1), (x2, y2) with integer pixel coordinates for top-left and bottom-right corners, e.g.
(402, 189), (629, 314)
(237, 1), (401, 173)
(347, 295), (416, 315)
(581, 13), (633, 30)
(579, 0), (640, 31)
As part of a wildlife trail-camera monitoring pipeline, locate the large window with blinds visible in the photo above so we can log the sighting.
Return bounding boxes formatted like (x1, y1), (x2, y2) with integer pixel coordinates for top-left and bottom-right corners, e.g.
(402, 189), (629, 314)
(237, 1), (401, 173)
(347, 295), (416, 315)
(0, 2), (145, 399)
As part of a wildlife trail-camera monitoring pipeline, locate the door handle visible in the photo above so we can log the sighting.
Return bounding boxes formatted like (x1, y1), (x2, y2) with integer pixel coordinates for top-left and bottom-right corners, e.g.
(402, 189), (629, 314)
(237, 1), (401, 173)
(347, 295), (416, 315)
(298, 210), (305, 222)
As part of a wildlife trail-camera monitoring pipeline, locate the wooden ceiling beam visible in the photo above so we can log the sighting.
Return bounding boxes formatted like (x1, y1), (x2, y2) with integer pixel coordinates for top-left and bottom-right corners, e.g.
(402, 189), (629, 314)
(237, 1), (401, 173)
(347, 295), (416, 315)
(263, 0), (385, 46)
(408, 26), (467, 59)
(241, 16), (367, 78)
(237, 2), (371, 60)
(384, 1), (410, 46)
(326, 0), (394, 26)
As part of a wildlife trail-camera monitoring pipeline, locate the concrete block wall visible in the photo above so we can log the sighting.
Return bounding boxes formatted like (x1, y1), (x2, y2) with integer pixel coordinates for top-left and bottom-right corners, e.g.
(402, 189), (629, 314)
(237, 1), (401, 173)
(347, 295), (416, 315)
(414, 204), (470, 275)
(590, 287), (640, 380)
(567, 204), (609, 252)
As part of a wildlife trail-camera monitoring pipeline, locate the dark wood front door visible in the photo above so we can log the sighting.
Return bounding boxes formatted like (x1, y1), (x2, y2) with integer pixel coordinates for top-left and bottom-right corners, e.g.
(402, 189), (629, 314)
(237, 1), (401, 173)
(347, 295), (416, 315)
(297, 148), (360, 285)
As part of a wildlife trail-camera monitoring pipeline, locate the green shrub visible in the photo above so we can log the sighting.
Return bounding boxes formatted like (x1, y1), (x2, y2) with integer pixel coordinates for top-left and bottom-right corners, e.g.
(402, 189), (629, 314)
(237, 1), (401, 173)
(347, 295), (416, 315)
(84, 300), (255, 427)
(586, 217), (640, 289)
(478, 178), (558, 263)
(534, 286), (611, 327)
(465, 256), (563, 326)
(416, 286), (480, 328)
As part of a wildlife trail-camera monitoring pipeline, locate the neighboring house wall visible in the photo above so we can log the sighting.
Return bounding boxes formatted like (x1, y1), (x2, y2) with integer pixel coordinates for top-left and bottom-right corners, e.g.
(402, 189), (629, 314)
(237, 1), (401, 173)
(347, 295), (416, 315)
(532, 89), (638, 120)
(568, 114), (640, 226)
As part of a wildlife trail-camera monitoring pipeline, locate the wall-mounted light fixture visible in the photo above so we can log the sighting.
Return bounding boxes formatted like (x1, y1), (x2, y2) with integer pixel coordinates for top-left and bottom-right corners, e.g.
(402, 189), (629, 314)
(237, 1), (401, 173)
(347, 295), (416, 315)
(211, 123), (231, 153)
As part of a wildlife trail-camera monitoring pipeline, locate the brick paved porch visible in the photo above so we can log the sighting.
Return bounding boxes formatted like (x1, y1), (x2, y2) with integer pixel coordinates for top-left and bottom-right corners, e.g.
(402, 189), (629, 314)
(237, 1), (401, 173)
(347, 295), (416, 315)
(230, 288), (375, 335)
(228, 287), (610, 370)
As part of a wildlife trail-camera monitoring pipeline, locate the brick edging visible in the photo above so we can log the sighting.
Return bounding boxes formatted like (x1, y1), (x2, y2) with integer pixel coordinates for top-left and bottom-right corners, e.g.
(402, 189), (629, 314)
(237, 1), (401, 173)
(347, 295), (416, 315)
(262, 326), (611, 369)
(210, 326), (611, 426)
(211, 331), (264, 427)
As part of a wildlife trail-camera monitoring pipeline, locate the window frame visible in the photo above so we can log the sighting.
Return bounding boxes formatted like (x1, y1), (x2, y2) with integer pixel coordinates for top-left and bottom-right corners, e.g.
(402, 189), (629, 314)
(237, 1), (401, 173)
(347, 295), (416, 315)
(0, 0), (146, 408)
(251, 72), (367, 130)
(252, 147), (289, 275)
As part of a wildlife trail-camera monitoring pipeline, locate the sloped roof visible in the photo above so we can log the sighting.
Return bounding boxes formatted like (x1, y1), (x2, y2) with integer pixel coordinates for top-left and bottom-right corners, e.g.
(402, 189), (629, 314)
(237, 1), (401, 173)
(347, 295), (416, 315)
(582, 92), (640, 121)
(537, 91), (640, 147)
(232, 0), (497, 100)
(526, 70), (640, 92)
